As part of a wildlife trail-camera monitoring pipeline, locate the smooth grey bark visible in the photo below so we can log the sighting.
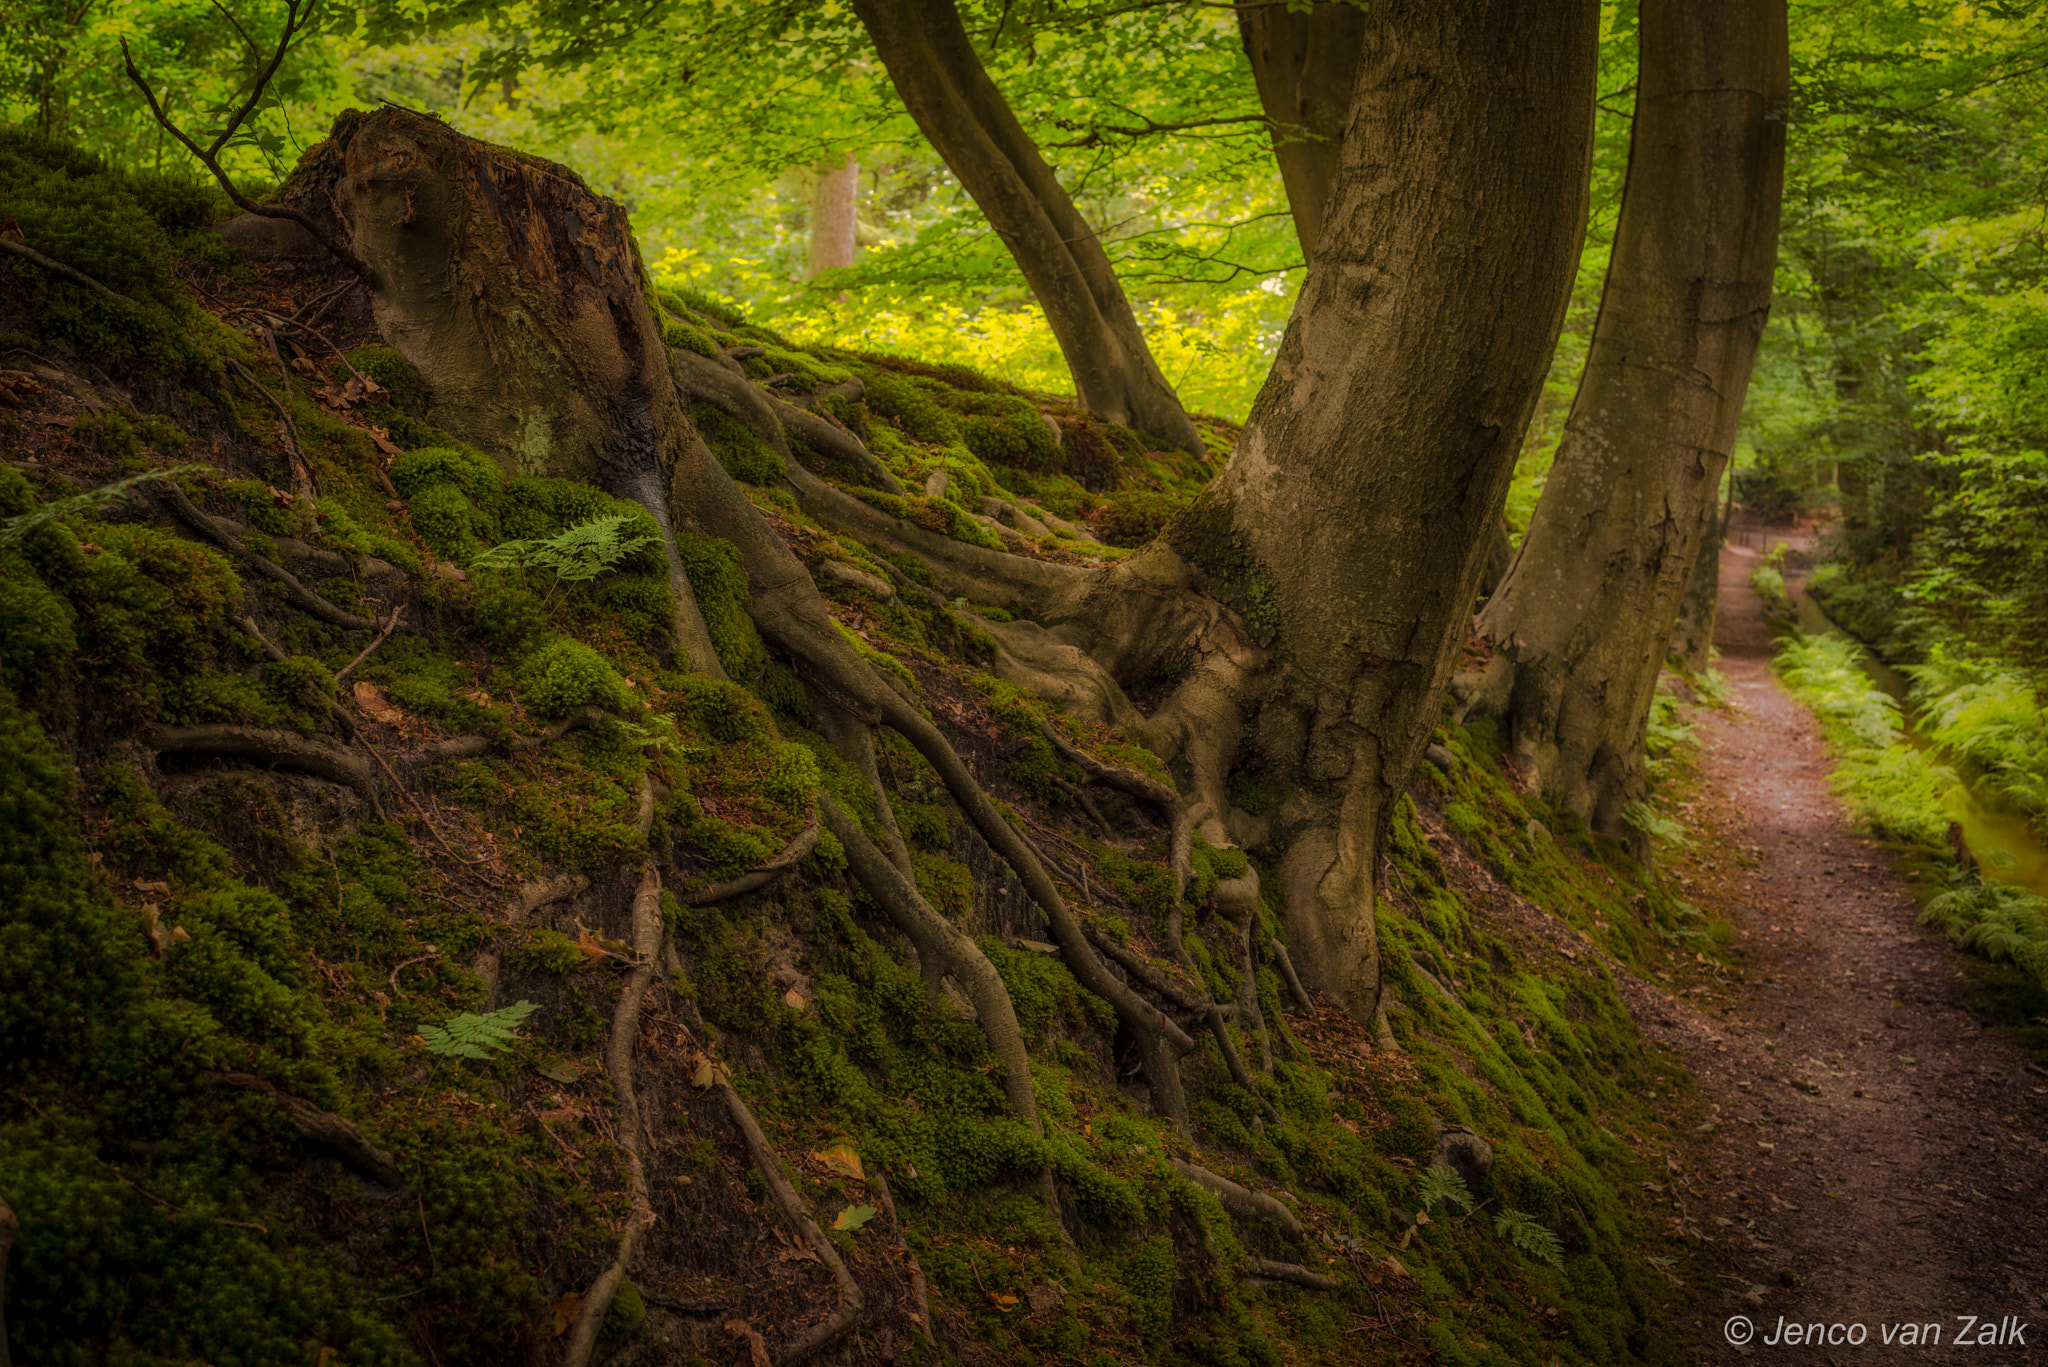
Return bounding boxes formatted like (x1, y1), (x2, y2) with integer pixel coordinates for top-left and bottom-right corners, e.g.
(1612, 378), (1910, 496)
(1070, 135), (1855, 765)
(1460, 0), (1788, 843)
(849, 0), (1205, 455)
(1037, 0), (1601, 1026)
(1237, 3), (1369, 262)
(1670, 500), (1722, 673)
(807, 153), (859, 278)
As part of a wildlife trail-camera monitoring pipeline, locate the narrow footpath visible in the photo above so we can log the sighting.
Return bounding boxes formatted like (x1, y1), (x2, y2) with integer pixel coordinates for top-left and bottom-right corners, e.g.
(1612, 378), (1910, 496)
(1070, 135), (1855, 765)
(1654, 543), (2048, 1364)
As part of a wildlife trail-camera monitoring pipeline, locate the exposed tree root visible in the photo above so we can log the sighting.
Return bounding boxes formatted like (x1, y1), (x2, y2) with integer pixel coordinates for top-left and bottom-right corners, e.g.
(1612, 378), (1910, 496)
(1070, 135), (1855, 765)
(719, 1082), (866, 1362)
(156, 482), (381, 630)
(820, 796), (1040, 1130)
(867, 1166), (932, 1341)
(1170, 1160), (1302, 1241)
(210, 1072), (403, 1186)
(334, 604), (405, 684)
(1270, 938), (1316, 1015)
(478, 874), (591, 1005)
(0, 237), (134, 307)
(227, 355), (317, 505)
(0, 1194), (16, 1367)
(1245, 1259), (1341, 1292)
(152, 723), (380, 813)
(682, 820), (821, 907)
(763, 387), (905, 495)
(814, 705), (914, 878)
(562, 865), (663, 1367)
(1084, 926), (1210, 1014)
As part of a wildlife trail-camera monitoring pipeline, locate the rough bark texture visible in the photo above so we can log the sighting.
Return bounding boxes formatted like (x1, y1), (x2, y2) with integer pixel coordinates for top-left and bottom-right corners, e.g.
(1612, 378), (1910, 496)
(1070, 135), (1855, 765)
(1237, 3), (1369, 263)
(268, 109), (726, 676)
(850, 0), (1204, 455)
(1460, 0), (1787, 841)
(1030, 0), (1599, 1026)
(1671, 499), (1723, 673)
(807, 153), (860, 278)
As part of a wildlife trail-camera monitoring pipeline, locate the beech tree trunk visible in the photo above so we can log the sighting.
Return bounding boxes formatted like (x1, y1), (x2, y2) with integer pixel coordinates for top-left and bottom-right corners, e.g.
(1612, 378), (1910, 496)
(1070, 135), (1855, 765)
(850, 0), (1205, 455)
(1237, 3), (1369, 263)
(1459, 0), (1788, 844)
(807, 153), (859, 278)
(1036, 0), (1599, 1025)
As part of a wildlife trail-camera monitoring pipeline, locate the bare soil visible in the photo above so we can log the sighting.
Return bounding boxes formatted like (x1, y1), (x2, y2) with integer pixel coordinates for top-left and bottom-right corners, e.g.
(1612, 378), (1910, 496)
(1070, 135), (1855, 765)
(1646, 543), (2048, 1364)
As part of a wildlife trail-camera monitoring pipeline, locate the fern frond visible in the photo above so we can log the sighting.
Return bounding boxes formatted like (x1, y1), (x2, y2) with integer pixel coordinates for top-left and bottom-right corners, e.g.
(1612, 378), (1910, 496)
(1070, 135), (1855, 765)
(1413, 1163), (1472, 1214)
(420, 1000), (540, 1059)
(1494, 1209), (1565, 1266)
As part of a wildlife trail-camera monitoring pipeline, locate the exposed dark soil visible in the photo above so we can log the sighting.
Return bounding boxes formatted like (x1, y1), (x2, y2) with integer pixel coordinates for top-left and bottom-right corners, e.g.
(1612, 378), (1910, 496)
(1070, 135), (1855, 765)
(1642, 543), (2048, 1364)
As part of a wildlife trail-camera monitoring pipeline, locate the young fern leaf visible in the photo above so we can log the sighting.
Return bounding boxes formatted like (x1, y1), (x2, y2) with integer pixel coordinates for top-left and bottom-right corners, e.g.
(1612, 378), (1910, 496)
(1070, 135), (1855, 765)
(419, 1000), (540, 1059)
(472, 513), (657, 595)
(0, 464), (207, 549)
(1494, 1209), (1565, 1267)
(1413, 1163), (1473, 1215)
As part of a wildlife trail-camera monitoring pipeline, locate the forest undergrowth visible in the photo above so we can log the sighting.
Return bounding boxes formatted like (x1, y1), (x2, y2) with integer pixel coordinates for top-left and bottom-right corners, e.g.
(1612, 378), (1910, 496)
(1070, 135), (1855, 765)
(2, 126), (1737, 1367)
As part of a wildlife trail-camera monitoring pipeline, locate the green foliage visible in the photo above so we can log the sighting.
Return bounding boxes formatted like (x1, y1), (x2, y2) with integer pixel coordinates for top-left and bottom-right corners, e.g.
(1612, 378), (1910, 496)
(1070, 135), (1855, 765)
(1166, 491), (1277, 643)
(1748, 546), (1792, 617)
(690, 400), (785, 484)
(1774, 632), (1956, 846)
(1414, 1163), (1474, 1215)
(420, 1000), (541, 1059)
(1922, 883), (2048, 989)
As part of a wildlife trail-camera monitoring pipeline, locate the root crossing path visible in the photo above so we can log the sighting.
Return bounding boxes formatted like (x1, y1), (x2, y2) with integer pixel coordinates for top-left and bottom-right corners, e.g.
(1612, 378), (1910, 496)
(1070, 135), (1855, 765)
(1661, 542), (2048, 1365)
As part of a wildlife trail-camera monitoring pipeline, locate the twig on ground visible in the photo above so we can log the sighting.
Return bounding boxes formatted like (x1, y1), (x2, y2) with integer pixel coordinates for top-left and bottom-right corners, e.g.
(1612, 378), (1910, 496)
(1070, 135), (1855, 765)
(160, 482), (379, 629)
(1270, 937), (1317, 1015)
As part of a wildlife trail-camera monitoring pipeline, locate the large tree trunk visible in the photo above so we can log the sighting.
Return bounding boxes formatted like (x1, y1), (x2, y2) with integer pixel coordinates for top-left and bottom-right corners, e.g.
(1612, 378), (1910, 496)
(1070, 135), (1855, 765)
(807, 153), (859, 278)
(1237, 3), (1369, 263)
(1037, 0), (1600, 1025)
(850, 0), (1204, 455)
(1458, 0), (1788, 844)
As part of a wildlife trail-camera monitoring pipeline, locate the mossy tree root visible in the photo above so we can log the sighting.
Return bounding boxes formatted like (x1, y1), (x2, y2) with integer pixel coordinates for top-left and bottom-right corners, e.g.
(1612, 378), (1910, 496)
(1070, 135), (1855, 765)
(155, 482), (381, 630)
(0, 237), (135, 307)
(719, 1082), (866, 1362)
(819, 795), (1040, 1131)
(209, 1072), (403, 1186)
(682, 820), (820, 907)
(1246, 1259), (1341, 1292)
(151, 724), (381, 814)
(1170, 1160), (1302, 1241)
(562, 864), (663, 1367)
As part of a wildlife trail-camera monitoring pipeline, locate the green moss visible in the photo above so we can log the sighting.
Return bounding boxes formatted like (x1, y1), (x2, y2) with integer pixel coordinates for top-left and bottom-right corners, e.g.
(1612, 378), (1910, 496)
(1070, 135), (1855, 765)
(520, 638), (635, 718)
(345, 345), (432, 414)
(689, 400), (784, 484)
(1166, 491), (1278, 644)
(952, 392), (1059, 472)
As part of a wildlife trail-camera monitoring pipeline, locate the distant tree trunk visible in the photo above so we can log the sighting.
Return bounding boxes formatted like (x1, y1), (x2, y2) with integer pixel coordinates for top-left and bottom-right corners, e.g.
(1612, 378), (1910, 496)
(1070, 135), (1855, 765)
(807, 153), (859, 278)
(850, 0), (1204, 455)
(1457, 0), (1788, 846)
(1237, 3), (1369, 263)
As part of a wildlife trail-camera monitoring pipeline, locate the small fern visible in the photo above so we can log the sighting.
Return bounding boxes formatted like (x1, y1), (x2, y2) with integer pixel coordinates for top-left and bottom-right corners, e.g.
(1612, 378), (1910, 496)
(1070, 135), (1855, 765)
(419, 1000), (539, 1059)
(0, 464), (206, 549)
(1494, 1209), (1565, 1266)
(1621, 799), (1692, 850)
(472, 513), (657, 603)
(1413, 1163), (1473, 1215)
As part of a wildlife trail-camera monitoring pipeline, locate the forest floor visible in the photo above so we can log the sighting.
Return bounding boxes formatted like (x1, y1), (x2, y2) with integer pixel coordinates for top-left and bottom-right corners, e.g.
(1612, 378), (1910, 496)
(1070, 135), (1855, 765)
(1642, 541), (2048, 1364)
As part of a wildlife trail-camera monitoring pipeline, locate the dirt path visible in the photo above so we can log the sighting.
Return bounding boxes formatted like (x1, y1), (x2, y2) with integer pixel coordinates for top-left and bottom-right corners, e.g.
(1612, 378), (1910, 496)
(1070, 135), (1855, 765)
(1655, 543), (2048, 1364)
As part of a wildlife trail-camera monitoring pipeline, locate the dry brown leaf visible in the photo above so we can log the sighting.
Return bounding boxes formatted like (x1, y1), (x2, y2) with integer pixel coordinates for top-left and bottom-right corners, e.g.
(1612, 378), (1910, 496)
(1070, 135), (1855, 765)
(783, 987), (807, 1011)
(725, 1319), (771, 1367)
(813, 1144), (865, 1182)
(351, 681), (406, 725)
(549, 1291), (581, 1337)
(132, 878), (171, 895)
(367, 425), (403, 458)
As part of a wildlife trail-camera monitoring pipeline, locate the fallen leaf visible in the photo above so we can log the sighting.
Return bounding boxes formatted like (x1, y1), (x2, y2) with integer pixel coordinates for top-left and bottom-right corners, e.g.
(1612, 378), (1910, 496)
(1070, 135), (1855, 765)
(725, 1319), (771, 1367)
(784, 987), (807, 1011)
(989, 1291), (1020, 1311)
(132, 878), (171, 895)
(140, 904), (165, 956)
(813, 1144), (865, 1182)
(832, 1204), (878, 1232)
(1414, 1209), (1432, 1227)
(169, 925), (191, 944)
(1382, 1256), (1411, 1279)
(351, 681), (406, 725)
(536, 1061), (580, 1084)
(367, 425), (403, 458)
(549, 1291), (581, 1336)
